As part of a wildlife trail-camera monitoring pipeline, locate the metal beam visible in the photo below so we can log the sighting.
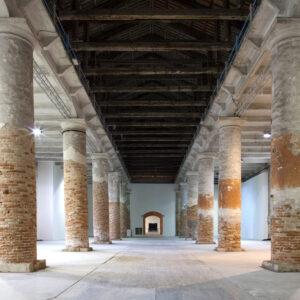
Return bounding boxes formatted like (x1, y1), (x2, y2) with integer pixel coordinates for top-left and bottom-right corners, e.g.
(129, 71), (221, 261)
(73, 41), (231, 52)
(60, 9), (248, 21)
(92, 85), (212, 93)
(85, 66), (220, 76)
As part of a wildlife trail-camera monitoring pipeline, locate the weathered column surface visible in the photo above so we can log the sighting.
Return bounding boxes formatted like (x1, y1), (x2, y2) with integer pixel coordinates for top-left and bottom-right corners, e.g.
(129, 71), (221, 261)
(217, 117), (243, 252)
(120, 177), (128, 238)
(262, 23), (300, 272)
(125, 189), (131, 235)
(92, 153), (111, 244)
(108, 172), (121, 240)
(179, 182), (188, 238)
(175, 188), (182, 236)
(197, 154), (215, 244)
(186, 172), (199, 240)
(62, 119), (92, 252)
(0, 18), (46, 272)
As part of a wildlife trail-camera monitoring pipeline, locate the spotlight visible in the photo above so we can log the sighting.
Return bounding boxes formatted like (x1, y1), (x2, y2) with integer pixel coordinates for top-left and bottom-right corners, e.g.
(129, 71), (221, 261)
(263, 132), (271, 139)
(32, 128), (42, 137)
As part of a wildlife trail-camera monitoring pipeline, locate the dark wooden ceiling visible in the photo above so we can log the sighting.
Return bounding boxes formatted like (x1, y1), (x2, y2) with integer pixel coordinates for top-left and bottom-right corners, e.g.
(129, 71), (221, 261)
(55, 0), (252, 183)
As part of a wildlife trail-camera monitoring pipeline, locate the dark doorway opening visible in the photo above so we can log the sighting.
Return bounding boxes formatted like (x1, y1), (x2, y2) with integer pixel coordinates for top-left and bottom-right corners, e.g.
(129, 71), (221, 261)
(149, 223), (158, 232)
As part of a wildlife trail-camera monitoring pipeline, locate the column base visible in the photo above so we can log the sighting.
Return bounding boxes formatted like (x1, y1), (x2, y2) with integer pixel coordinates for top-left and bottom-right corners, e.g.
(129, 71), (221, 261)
(93, 240), (112, 245)
(262, 260), (300, 272)
(196, 241), (216, 245)
(63, 246), (93, 252)
(0, 259), (46, 273)
(215, 247), (244, 252)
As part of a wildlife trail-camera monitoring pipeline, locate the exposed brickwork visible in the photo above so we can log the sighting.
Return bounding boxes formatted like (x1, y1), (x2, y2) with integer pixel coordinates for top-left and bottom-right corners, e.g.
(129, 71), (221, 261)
(120, 202), (129, 238)
(217, 118), (242, 252)
(109, 202), (120, 240)
(180, 209), (187, 238)
(187, 205), (197, 240)
(267, 134), (300, 271)
(93, 181), (110, 243)
(217, 179), (241, 251)
(64, 160), (90, 251)
(0, 21), (45, 272)
(0, 129), (37, 264)
(197, 195), (214, 244)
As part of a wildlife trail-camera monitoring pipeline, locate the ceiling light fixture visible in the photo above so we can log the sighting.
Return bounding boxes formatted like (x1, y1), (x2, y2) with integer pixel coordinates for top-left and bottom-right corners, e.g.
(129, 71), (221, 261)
(263, 132), (271, 139)
(32, 127), (43, 137)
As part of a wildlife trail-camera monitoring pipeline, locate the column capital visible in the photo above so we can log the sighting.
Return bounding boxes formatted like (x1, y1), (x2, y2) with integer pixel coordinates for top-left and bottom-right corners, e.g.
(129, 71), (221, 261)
(61, 118), (86, 133)
(186, 171), (198, 177)
(196, 151), (217, 161)
(267, 18), (300, 49)
(91, 152), (109, 161)
(108, 171), (121, 182)
(218, 117), (244, 129)
(179, 182), (188, 189)
(0, 18), (34, 46)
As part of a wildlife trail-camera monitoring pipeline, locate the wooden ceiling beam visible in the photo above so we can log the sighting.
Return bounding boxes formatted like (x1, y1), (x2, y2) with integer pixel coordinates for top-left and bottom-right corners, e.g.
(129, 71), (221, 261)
(121, 149), (186, 154)
(92, 85), (212, 93)
(123, 154), (183, 158)
(73, 41), (231, 52)
(105, 112), (201, 118)
(107, 121), (197, 127)
(60, 9), (248, 21)
(98, 99), (207, 107)
(117, 143), (189, 148)
(85, 66), (220, 76)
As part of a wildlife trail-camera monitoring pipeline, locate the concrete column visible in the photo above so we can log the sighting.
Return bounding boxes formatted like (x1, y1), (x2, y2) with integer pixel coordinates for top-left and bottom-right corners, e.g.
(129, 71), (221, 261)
(0, 18), (46, 272)
(197, 154), (215, 244)
(108, 171), (121, 240)
(61, 119), (92, 252)
(262, 24), (300, 272)
(175, 188), (182, 236)
(120, 177), (128, 238)
(91, 153), (111, 244)
(179, 182), (188, 238)
(186, 172), (199, 240)
(216, 117), (243, 252)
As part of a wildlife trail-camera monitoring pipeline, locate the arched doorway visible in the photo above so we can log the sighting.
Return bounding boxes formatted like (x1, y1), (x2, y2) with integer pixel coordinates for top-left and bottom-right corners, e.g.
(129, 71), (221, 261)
(143, 211), (164, 236)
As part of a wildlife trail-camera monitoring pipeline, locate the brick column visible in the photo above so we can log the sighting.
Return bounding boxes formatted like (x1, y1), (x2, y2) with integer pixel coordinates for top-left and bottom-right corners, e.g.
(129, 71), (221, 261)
(61, 119), (92, 252)
(197, 154), (215, 244)
(125, 189), (131, 236)
(186, 172), (198, 240)
(120, 177), (128, 238)
(108, 172), (121, 240)
(0, 18), (46, 272)
(179, 182), (188, 238)
(216, 117), (243, 252)
(91, 153), (111, 244)
(262, 22), (300, 272)
(175, 188), (182, 236)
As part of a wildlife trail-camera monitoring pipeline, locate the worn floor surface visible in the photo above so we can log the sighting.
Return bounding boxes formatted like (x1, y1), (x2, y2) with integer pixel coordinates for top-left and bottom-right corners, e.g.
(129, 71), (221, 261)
(0, 238), (299, 300)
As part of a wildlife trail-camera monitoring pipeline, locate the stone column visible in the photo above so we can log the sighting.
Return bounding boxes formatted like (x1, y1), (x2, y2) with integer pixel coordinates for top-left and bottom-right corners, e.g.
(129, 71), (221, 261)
(216, 117), (243, 252)
(175, 188), (182, 236)
(61, 119), (92, 252)
(197, 154), (215, 244)
(179, 182), (188, 238)
(120, 177), (128, 238)
(108, 171), (121, 240)
(0, 18), (46, 272)
(262, 23), (300, 272)
(186, 172), (199, 240)
(91, 153), (111, 244)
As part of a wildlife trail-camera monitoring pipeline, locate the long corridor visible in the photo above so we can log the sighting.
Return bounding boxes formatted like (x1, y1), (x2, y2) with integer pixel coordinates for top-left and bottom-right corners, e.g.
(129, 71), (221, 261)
(1, 238), (299, 300)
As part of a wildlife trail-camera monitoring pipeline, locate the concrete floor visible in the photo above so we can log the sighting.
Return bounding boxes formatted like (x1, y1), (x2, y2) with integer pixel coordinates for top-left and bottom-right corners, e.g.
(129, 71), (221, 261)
(0, 239), (299, 300)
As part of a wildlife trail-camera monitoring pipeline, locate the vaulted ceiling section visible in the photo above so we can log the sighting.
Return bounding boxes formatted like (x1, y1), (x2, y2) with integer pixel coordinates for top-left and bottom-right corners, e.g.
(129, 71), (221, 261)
(55, 0), (252, 183)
